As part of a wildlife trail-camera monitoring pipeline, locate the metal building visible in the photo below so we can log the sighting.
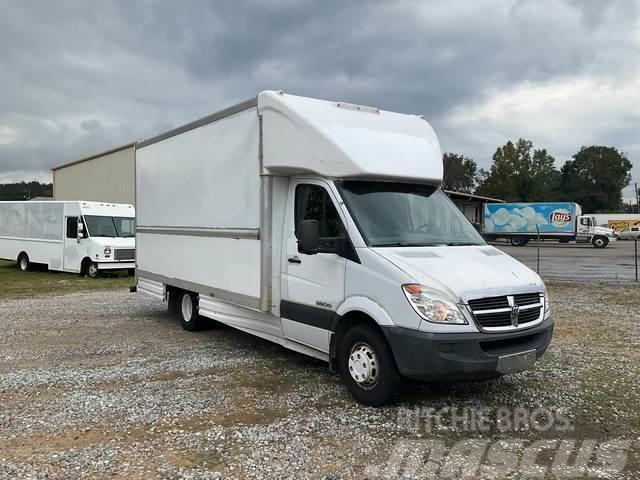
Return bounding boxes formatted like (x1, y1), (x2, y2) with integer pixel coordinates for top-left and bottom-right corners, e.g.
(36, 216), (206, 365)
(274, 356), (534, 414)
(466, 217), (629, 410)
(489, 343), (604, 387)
(51, 142), (136, 205)
(445, 190), (504, 225)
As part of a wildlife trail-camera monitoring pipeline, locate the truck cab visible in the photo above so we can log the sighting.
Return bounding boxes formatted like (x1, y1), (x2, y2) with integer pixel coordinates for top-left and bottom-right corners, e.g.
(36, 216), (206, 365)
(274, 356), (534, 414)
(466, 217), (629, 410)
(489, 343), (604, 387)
(68, 202), (136, 277)
(282, 177), (552, 405)
(576, 215), (615, 247)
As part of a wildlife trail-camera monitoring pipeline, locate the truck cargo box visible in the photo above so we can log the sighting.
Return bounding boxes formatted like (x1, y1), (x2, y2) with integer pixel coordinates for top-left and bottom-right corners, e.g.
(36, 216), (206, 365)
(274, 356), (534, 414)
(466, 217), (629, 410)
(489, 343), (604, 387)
(483, 202), (580, 235)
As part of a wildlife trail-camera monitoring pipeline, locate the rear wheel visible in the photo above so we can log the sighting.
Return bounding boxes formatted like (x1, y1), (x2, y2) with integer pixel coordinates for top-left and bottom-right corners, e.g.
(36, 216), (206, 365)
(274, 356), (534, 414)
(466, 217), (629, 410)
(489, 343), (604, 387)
(338, 323), (398, 407)
(17, 253), (30, 272)
(179, 291), (202, 331)
(592, 236), (608, 248)
(510, 237), (528, 247)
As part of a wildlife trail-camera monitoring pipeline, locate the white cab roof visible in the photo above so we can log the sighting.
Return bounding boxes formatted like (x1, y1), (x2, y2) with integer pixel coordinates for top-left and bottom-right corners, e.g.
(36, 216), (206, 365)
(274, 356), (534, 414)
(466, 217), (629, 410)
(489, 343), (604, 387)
(78, 201), (134, 217)
(258, 91), (442, 184)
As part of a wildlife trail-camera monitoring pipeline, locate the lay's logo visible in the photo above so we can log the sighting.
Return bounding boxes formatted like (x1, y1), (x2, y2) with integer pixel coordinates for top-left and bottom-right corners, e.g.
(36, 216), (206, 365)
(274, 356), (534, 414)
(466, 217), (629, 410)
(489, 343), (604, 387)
(549, 209), (572, 227)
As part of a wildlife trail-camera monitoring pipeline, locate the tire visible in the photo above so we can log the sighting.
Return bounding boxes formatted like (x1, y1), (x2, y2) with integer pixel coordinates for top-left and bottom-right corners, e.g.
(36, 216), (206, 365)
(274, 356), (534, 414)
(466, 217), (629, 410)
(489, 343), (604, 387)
(338, 323), (399, 407)
(167, 288), (180, 315)
(592, 236), (608, 249)
(17, 253), (30, 272)
(510, 237), (527, 247)
(179, 291), (202, 331)
(86, 262), (100, 278)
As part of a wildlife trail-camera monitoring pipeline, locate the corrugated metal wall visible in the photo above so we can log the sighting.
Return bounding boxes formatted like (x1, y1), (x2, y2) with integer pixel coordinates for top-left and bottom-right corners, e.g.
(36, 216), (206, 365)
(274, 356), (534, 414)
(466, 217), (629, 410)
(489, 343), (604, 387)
(53, 145), (135, 205)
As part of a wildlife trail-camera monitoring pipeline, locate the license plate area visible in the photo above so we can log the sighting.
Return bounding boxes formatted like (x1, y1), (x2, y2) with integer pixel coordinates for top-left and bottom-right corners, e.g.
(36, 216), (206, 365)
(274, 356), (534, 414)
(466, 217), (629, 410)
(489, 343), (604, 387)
(497, 349), (536, 374)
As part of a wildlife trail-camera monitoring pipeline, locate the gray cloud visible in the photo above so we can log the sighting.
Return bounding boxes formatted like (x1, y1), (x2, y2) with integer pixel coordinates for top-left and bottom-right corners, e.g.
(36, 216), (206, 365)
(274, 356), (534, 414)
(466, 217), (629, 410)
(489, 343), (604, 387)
(0, 0), (638, 198)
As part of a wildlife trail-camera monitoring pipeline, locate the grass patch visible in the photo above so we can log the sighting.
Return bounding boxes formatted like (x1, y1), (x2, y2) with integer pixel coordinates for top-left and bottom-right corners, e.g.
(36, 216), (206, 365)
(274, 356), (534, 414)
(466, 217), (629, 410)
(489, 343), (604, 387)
(0, 259), (132, 300)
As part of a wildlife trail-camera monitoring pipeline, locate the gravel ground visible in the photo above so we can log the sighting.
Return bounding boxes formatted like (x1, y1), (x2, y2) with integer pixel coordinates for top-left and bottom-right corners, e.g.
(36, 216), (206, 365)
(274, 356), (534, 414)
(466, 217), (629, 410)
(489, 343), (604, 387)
(0, 284), (638, 479)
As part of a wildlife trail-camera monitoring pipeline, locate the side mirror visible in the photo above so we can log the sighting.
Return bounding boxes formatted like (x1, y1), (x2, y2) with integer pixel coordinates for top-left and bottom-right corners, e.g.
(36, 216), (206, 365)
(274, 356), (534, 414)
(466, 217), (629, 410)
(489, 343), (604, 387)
(77, 222), (84, 242)
(298, 220), (320, 254)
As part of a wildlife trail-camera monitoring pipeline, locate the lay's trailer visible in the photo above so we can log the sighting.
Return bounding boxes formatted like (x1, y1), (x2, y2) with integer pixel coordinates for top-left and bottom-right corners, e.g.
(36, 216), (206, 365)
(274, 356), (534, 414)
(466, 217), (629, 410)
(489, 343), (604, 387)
(483, 202), (615, 248)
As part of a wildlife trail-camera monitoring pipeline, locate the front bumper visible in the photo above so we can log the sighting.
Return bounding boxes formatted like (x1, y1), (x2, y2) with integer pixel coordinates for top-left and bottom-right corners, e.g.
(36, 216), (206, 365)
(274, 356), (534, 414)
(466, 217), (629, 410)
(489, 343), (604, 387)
(383, 317), (554, 381)
(96, 261), (135, 271)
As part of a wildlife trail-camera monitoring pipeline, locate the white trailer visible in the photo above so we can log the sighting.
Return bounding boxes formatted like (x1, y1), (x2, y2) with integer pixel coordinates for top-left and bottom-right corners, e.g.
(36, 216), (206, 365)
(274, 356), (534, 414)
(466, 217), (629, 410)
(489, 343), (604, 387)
(0, 201), (135, 277)
(135, 91), (553, 405)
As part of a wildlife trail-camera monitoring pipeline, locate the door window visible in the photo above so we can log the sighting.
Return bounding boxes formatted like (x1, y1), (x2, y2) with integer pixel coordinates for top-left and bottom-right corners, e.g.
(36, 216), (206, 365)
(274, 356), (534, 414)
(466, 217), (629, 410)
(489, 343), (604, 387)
(66, 217), (78, 238)
(580, 218), (590, 226)
(295, 184), (342, 251)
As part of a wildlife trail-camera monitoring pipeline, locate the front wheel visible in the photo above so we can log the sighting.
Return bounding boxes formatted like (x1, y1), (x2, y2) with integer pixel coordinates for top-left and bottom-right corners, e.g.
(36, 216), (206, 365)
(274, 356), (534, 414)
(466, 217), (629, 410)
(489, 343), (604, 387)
(339, 324), (399, 407)
(86, 262), (100, 278)
(592, 236), (608, 249)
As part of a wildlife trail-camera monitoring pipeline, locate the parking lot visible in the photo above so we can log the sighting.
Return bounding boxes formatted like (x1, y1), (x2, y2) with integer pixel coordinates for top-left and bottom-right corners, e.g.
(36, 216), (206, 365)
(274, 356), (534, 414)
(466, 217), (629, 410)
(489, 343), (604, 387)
(495, 239), (639, 283)
(0, 267), (639, 478)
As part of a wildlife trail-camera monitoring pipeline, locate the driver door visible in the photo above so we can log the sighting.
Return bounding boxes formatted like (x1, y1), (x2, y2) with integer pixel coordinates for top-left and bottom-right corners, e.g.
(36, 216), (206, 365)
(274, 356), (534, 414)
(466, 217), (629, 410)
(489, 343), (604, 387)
(281, 180), (348, 353)
(63, 216), (82, 272)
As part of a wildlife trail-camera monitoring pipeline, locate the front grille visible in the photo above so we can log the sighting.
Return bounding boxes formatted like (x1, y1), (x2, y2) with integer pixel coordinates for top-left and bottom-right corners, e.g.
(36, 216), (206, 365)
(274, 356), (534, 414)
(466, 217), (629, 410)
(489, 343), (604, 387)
(514, 293), (540, 306)
(469, 292), (543, 330)
(468, 296), (509, 310)
(114, 248), (135, 261)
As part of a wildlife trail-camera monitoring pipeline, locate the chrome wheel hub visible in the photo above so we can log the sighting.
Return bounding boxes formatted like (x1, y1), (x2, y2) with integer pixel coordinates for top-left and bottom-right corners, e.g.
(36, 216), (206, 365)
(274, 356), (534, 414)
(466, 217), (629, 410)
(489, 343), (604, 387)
(20, 258), (27, 270)
(348, 342), (379, 390)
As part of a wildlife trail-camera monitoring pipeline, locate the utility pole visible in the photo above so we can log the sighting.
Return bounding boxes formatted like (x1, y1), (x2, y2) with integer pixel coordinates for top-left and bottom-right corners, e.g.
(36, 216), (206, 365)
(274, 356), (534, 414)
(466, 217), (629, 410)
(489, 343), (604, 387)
(636, 182), (639, 214)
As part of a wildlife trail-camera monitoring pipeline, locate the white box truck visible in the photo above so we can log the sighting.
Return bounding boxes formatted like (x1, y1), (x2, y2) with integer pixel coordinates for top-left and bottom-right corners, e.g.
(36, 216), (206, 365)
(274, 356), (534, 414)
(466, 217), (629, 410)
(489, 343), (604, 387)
(135, 91), (553, 405)
(0, 201), (135, 277)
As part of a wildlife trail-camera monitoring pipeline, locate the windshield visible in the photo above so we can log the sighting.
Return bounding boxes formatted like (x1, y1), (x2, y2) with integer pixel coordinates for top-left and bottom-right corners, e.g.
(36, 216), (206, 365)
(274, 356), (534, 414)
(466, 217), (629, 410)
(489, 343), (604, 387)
(337, 181), (486, 247)
(84, 215), (136, 237)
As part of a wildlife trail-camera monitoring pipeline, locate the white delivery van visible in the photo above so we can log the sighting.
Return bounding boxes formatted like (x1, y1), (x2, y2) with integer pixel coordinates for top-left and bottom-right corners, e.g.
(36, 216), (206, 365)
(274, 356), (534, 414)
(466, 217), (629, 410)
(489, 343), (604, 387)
(0, 201), (135, 277)
(135, 91), (553, 405)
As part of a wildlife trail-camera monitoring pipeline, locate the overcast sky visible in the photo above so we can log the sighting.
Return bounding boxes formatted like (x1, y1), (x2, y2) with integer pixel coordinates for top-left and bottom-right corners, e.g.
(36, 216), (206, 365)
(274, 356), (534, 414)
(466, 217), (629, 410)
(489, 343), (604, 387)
(1, 0), (638, 201)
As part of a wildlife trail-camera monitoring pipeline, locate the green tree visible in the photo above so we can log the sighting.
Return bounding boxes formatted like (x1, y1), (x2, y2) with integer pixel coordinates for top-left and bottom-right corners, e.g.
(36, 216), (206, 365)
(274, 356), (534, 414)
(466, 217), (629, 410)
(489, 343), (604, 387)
(476, 138), (560, 201)
(442, 152), (478, 193)
(0, 181), (53, 200)
(560, 146), (632, 212)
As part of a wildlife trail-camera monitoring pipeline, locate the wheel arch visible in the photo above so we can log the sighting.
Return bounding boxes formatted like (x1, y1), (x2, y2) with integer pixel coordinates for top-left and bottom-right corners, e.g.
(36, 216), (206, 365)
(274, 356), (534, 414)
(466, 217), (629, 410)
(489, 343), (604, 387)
(80, 256), (93, 274)
(329, 297), (396, 372)
(17, 251), (29, 270)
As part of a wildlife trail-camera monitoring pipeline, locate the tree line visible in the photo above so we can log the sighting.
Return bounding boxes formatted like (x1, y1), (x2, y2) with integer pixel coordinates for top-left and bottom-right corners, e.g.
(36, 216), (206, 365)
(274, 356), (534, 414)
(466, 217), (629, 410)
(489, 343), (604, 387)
(442, 139), (634, 213)
(0, 182), (53, 201)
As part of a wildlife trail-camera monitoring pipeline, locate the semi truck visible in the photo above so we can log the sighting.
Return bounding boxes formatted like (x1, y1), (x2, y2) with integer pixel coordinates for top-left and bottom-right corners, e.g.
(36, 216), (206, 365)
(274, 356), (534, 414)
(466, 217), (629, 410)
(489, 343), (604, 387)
(0, 201), (135, 277)
(135, 91), (553, 406)
(483, 202), (616, 248)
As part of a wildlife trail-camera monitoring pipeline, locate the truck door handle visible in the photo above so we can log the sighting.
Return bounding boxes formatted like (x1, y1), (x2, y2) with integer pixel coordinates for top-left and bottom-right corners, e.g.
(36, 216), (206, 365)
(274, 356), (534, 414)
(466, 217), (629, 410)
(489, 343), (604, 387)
(288, 256), (302, 264)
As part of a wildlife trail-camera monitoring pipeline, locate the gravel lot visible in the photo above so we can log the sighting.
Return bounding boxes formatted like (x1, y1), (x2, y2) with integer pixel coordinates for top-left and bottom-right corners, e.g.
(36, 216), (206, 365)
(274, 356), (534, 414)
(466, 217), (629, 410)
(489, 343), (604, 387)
(496, 239), (639, 283)
(1, 284), (639, 479)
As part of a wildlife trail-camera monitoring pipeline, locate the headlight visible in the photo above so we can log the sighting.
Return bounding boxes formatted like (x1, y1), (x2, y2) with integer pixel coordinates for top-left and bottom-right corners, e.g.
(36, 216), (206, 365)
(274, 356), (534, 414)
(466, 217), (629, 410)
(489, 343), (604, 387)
(543, 286), (551, 314)
(104, 246), (112, 255)
(402, 284), (468, 324)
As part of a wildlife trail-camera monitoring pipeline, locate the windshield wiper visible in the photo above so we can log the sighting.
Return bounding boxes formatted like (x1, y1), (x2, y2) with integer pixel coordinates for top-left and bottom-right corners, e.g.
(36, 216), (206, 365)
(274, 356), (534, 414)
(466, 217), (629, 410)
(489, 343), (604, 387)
(445, 242), (480, 246)
(374, 242), (444, 247)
